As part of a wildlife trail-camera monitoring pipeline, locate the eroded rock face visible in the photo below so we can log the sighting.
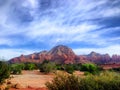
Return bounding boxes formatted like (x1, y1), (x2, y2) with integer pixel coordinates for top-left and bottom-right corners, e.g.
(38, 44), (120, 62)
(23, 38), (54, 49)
(86, 52), (111, 64)
(9, 51), (49, 63)
(9, 45), (76, 64)
(48, 45), (76, 64)
(9, 45), (120, 64)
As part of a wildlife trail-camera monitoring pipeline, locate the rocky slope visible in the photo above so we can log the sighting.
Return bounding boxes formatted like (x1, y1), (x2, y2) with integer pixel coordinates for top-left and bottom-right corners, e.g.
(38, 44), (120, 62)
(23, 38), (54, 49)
(9, 45), (120, 64)
(9, 45), (77, 64)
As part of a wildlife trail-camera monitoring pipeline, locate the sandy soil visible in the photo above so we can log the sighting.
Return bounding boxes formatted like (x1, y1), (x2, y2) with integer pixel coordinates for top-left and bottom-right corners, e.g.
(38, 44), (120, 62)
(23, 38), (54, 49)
(9, 70), (54, 89)
(9, 70), (84, 90)
(10, 87), (47, 90)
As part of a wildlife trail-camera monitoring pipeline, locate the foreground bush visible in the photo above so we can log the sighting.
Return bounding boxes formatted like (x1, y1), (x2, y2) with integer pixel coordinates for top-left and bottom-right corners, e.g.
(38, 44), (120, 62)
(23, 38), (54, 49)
(39, 62), (56, 73)
(46, 71), (120, 90)
(10, 63), (25, 74)
(0, 61), (10, 84)
(24, 63), (36, 70)
(112, 68), (120, 72)
(80, 63), (99, 74)
(63, 64), (74, 74)
(46, 73), (80, 90)
(80, 71), (120, 90)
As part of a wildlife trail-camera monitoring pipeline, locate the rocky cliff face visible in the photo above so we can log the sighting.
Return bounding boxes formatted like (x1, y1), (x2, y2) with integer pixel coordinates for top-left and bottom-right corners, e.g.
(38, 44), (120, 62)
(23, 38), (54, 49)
(86, 52), (111, 64)
(9, 45), (120, 64)
(9, 50), (50, 63)
(9, 45), (77, 64)
(48, 45), (76, 64)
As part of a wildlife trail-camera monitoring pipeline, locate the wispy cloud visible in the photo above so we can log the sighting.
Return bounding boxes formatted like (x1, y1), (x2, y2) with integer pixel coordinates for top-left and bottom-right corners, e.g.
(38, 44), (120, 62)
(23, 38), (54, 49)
(0, 0), (120, 59)
(74, 44), (120, 56)
(0, 49), (39, 60)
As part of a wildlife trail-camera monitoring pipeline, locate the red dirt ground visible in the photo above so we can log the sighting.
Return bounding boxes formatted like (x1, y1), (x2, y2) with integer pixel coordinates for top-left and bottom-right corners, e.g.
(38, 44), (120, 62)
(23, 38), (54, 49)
(10, 87), (47, 90)
(100, 64), (120, 69)
(9, 70), (53, 90)
(9, 70), (84, 90)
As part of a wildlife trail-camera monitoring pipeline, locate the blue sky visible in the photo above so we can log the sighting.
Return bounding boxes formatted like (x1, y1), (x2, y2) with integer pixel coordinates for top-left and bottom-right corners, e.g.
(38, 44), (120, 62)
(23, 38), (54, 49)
(0, 0), (120, 59)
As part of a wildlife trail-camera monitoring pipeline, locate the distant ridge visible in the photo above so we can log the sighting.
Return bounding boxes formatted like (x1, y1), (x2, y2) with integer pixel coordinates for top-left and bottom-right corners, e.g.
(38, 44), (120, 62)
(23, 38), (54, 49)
(9, 45), (120, 64)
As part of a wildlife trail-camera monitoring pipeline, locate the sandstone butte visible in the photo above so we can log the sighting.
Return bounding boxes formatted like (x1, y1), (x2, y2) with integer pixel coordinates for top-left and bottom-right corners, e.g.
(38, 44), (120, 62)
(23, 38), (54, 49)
(9, 45), (120, 65)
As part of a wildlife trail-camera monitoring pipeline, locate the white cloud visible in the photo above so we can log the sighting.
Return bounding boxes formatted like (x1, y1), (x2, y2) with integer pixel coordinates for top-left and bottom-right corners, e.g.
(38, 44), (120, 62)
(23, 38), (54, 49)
(0, 0), (119, 59)
(1, 44), (120, 60)
(23, 0), (38, 8)
(0, 49), (39, 60)
(24, 11), (101, 46)
(73, 45), (120, 56)
(101, 8), (120, 17)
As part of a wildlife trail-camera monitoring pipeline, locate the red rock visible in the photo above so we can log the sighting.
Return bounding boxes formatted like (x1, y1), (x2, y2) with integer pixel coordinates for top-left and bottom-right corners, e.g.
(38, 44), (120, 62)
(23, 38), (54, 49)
(9, 45), (120, 65)
(9, 45), (76, 64)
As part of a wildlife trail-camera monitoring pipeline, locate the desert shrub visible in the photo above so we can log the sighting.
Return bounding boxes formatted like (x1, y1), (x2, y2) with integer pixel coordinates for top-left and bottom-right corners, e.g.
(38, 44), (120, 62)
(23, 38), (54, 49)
(80, 71), (120, 90)
(42, 60), (50, 64)
(64, 64), (74, 74)
(10, 63), (24, 74)
(0, 61), (10, 84)
(55, 64), (81, 74)
(39, 61), (56, 73)
(111, 68), (120, 72)
(80, 63), (99, 74)
(24, 63), (36, 70)
(55, 64), (66, 71)
(46, 71), (120, 90)
(19, 63), (25, 70)
(72, 64), (81, 70)
(55, 64), (63, 70)
(84, 71), (92, 75)
(46, 73), (81, 90)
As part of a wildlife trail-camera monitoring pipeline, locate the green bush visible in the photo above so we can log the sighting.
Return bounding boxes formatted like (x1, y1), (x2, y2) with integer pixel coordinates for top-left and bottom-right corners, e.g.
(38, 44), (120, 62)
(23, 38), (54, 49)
(55, 64), (81, 74)
(55, 64), (63, 70)
(72, 64), (81, 70)
(24, 63), (36, 70)
(46, 73), (80, 90)
(0, 61), (10, 84)
(10, 63), (37, 74)
(64, 64), (74, 74)
(46, 71), (120, 90)
(80, 71), (120, 90)
(80, 63), (99, 74)
(10, 63), (24, 74)
(111, 68), (120, 72)
(39, 61), (56, 73)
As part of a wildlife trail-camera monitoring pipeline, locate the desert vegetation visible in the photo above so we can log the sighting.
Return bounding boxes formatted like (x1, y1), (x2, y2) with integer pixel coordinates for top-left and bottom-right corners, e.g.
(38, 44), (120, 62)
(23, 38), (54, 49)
(0, 61), (10, 84)
(10, 63), (25, 74)
(80, 63), (100, 75)
(24, 63), (37, 70)
(1, 59), (120, 90)
(10, 63), (37, 74)
(38, 61), (99, 74)
(9, 61), (100, 75)
(38, 60), (57, 73)
(46, 71), (120, 90)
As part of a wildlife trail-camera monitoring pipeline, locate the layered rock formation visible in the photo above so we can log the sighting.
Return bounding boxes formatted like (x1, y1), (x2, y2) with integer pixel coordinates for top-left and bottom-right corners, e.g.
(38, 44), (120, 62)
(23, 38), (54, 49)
(9, 45), (120, 64)
(47, 45), (76, 64)
(9, 45), (76, 64)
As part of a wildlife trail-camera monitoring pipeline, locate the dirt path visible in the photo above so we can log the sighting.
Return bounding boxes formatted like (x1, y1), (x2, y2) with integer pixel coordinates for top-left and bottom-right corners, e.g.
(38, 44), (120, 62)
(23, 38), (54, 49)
(10, 70), (54, 89)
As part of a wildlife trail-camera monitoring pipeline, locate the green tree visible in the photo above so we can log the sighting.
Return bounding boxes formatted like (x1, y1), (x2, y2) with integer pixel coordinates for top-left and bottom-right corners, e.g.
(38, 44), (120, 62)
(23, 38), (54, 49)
(10, 63), (24, 74)
(24, 63), (36, 70)
(39, 62), (56, 73)
(80, 63), (99, 74)
(0, 61), (10, 84)
(64, 64), (74, 74)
